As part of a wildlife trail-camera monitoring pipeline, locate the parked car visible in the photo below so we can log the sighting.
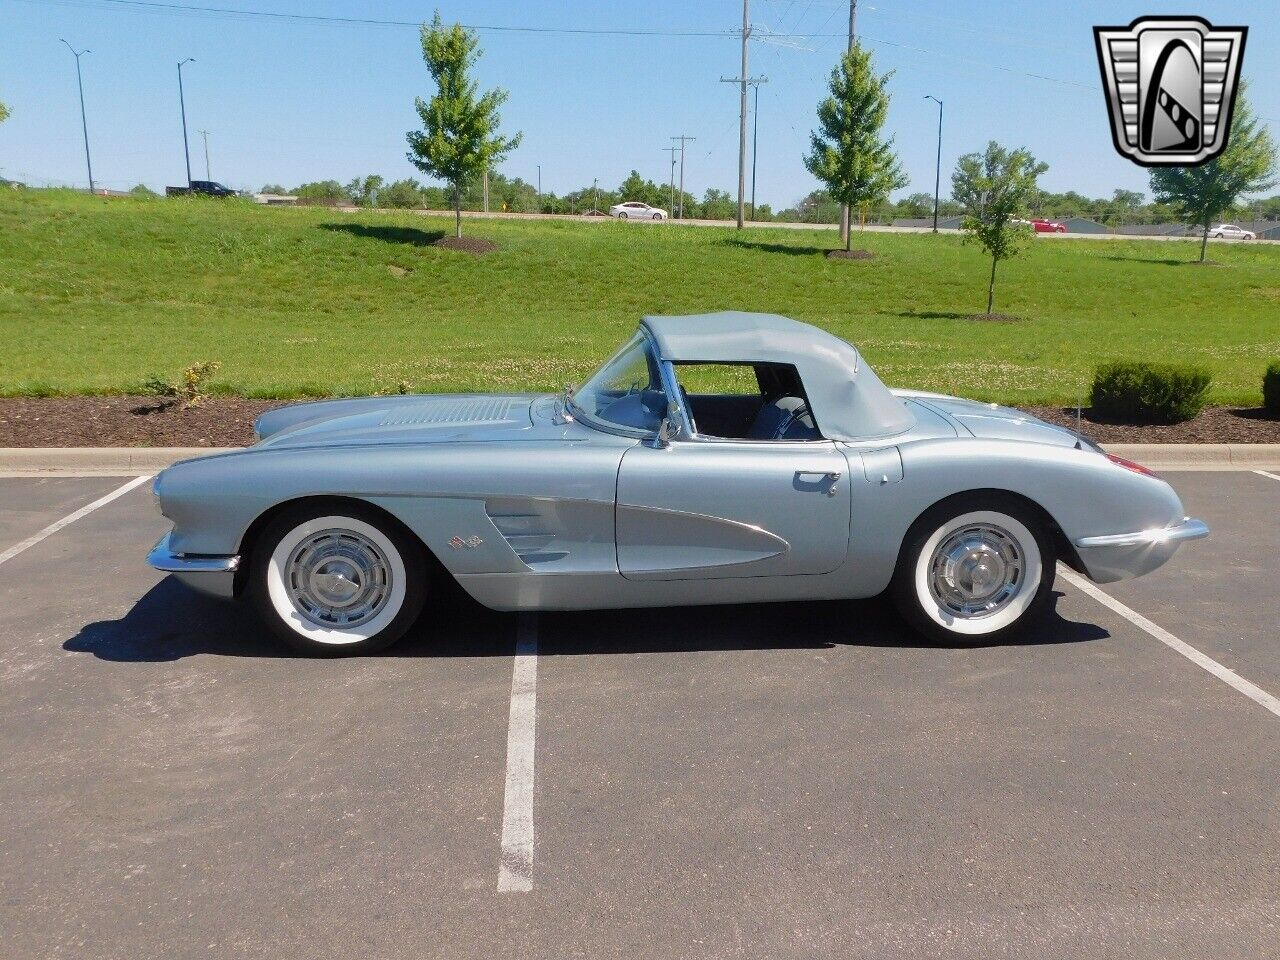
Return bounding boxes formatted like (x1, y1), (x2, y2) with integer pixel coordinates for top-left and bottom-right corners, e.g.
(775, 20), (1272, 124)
(148, 311), (1207, 655)
(609, 201), (667, 220)
(1031, 218), (1068, 233)
(166, 180), (239, 198)
(1208, 224), (1256, 240)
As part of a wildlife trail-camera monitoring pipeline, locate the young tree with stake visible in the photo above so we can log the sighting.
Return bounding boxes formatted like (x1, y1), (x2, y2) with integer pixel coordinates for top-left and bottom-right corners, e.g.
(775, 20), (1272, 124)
(1148, 83), (1277, 263)
(804, 43), (907, 253)
(952, 141), (1047, 316)
(406, 13), (521, 240)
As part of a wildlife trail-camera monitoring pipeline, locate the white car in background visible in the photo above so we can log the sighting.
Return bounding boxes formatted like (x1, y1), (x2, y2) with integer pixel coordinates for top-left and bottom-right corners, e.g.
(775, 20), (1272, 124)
(1208, 224), (1256, 240)
(610, 201), (668, 220)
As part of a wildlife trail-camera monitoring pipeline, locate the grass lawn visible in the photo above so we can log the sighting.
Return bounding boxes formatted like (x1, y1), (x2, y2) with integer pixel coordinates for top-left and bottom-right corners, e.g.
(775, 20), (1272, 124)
(2, 189), (1278, 405)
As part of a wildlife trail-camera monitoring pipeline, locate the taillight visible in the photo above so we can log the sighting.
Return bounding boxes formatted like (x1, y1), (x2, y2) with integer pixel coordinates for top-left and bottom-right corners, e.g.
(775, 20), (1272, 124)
(1106, 453), (1157, 477)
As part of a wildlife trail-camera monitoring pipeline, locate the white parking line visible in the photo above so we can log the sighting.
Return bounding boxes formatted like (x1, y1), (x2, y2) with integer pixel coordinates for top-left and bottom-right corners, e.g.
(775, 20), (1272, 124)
(1254, 470), (1280, 483)
(497, 613), (538, 892)
(1059, 566), (1280, 719)
(0, 475), (152, 568)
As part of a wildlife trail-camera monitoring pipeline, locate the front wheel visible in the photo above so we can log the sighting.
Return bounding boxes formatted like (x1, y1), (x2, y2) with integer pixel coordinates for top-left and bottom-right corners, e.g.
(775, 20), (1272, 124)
(618, 212), (628, 220)
(652, 213), (662, 220)
(248, 504), (427, 656)
(890, 496), (1056, 645)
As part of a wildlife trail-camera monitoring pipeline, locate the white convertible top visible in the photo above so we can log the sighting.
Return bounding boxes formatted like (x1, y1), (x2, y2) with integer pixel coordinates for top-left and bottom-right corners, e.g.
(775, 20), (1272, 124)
(641, 311), (915, 441)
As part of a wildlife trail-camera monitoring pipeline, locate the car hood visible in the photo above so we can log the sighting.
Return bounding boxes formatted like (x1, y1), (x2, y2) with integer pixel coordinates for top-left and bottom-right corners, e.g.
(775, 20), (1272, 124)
(893, 390), (1084, 448)
(253, 394), (557, 449)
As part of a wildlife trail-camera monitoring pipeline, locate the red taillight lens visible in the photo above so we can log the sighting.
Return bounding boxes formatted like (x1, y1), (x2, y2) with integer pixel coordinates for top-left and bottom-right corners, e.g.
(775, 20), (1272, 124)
(1106, 453), (1157, 477)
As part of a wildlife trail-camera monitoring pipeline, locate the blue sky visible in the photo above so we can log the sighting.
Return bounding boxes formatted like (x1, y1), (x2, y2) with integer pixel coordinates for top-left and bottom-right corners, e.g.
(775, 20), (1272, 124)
(1, 0), (1276, 206)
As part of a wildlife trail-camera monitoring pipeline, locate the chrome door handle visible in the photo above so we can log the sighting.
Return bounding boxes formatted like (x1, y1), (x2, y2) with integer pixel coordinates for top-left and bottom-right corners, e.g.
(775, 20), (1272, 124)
(796, 470), (842, 496)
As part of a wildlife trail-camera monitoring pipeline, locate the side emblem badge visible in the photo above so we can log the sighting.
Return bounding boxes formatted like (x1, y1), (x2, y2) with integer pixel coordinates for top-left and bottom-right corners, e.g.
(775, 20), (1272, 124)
(448, 535), (485, 550)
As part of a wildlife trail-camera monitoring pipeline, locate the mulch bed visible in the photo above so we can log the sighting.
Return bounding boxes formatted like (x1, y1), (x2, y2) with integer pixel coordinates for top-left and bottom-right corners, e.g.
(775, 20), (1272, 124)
(1026, 406), (1280, 444)
(0, 396), (1277, 447)
(0, 396), (278, 447)
(825, 249), (876, 261)
(433, 236), (497, 254)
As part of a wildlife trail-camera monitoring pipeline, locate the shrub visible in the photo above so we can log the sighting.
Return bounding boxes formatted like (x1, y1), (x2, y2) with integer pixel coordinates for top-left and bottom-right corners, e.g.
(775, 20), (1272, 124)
(141, 360), (221, 408)
(1264, 361), (1280, 416)
(1089, 361), (1211, 424)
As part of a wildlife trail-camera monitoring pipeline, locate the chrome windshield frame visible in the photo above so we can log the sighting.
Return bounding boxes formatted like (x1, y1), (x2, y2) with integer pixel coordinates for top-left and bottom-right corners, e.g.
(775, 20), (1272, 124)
(567, 328), (684, 441)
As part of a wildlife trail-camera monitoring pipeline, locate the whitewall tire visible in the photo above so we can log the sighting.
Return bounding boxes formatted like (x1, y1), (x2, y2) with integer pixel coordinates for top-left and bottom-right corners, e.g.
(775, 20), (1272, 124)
(891, 496), (1056, 645)
(249, 505), (427, 655)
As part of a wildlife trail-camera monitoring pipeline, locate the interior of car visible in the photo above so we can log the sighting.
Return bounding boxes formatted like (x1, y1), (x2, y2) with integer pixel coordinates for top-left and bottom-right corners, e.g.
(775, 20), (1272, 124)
(674, 362), (821, 441)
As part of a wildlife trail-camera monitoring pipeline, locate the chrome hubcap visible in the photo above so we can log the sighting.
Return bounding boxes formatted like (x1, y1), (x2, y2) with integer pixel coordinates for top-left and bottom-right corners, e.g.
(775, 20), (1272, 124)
(929, 523), (1025, 618)
(285, 529), (392, 627)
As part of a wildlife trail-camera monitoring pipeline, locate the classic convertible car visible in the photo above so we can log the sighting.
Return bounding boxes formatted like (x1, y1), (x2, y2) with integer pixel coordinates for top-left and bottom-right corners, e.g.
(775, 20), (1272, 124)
(148, 312), (1207, 654)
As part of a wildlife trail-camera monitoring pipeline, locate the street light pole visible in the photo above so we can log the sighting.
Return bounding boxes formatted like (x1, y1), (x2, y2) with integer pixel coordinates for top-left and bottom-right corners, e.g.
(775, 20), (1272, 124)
(924, 95), (943, 233)
(671, 135), (695, 219)
(536, 164), (541, 211)
(592, 177), (598, 211)
(663, 146), (679, 216)
(59, 40), (95, 194)
(177, 58), (195, 188)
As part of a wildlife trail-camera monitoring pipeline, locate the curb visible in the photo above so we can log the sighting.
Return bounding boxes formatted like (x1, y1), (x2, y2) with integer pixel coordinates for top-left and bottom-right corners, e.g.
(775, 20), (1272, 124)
(0, 447), (237, 476)
(2, 444), (1280, 475)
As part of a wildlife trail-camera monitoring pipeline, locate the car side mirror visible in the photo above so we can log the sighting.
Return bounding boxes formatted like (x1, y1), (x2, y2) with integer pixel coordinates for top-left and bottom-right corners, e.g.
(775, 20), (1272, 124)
(652, 417), (681, 448)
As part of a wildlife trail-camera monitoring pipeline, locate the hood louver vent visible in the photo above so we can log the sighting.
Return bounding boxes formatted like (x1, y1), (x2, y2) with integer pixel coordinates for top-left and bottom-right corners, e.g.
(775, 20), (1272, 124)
(380, 397), (517, 427)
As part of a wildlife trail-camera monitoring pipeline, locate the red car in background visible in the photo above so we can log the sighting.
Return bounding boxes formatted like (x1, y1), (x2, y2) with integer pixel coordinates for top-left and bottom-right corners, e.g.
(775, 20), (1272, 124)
(1031, 218), (1067, 233)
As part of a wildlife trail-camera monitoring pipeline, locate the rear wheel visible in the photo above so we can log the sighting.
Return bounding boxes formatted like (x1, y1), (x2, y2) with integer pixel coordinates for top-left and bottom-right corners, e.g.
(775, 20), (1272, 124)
(652, 212), (662, 220)
(618, 211), (628, 220)
(890, 495), (1055, 645)
(248, 504), (427, 656)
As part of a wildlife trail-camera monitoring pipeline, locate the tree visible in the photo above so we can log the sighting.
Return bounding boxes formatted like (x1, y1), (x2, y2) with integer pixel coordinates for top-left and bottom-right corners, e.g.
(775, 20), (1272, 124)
(380, 178), (425, 208)
(1148, 83), (1277, 262)
(345, 174), (384, 207)
(616, 170), (666, 209)
(952, 141), (1048, 315)
(293, 180), (348, 203)
(0, 97), (9, 125)
(803, 42), (907, 252)
(406, 12), (521, 239)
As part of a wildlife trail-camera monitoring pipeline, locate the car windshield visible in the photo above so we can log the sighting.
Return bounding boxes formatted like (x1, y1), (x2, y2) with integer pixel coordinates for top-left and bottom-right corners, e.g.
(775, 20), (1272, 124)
(570, 332), (667, 434)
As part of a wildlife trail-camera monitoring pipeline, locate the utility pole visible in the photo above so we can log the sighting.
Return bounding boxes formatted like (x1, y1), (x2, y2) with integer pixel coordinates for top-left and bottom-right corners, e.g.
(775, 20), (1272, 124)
(839, 0), (858, 245)
(536, 164), (541, 211)
(592, 177), (598, 211)
(177, 58), (195, 188)
(750, 80), (767, 221)
(718, 0), (754, 229)
(663, 146), (679, 215)
(671, 135), (696, 219)
(924, 96), (943, 232)
(58, 40), (95, 194)
(483, 168), (489, 212)
(198, 129), (211, 180)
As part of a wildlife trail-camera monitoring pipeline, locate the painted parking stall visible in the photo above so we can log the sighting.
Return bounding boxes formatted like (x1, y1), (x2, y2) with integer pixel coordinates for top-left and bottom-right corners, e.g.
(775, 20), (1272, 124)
(1, 470), (1279, 957)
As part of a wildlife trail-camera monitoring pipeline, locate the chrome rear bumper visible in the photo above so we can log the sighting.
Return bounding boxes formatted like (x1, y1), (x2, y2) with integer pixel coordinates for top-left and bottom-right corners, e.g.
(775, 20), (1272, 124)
(147, 533), (240, 598)
(1074, 517), (1209, 549)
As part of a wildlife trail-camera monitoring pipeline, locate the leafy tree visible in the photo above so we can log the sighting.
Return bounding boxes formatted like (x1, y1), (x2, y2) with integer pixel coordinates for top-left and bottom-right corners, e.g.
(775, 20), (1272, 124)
(345, 174), (384, 207)
(406, 12), (521, 238)
(380, 178), (425, 208)
(616, 170), (666, 209)
(0, 97), (9, 125)
(803, 42), (907, 251)
(952, 141), (1048, 315)
(293, 180), (348, 203)
(698, 189), (736, 221)
(129, 184), (158, 197)
(1111, 188), (1144, 210)
(1148, 83), (1277, 261)
(259, 183), (288, 195)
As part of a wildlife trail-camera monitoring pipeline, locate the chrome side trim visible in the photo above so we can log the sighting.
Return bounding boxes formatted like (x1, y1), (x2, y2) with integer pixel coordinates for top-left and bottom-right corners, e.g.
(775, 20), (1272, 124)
(147, 533), (241, 573)
(1075, 517), (1209, 549)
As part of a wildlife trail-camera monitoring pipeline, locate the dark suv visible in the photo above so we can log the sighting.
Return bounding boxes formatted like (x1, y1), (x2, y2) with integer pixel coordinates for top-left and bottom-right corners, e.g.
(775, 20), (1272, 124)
(166, 181), (239, 197)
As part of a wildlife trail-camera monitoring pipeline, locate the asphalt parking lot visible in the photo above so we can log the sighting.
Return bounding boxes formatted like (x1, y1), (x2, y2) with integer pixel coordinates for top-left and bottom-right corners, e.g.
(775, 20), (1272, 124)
(1, 471), (1278, 959)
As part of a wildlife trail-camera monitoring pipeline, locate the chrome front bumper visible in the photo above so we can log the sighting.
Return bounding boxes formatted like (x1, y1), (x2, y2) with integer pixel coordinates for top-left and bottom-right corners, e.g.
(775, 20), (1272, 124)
(1074, 517), (1209, 549)
(1072, 517), (1208, 584)
(147, 533), (240, 598)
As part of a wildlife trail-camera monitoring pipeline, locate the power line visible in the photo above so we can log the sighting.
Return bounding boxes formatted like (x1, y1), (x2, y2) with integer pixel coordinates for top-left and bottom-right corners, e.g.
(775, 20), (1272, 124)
(45, 0), (742, 36)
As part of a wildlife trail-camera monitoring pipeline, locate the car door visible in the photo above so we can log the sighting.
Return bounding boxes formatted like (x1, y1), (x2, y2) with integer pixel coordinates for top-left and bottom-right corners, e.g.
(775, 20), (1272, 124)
(615, 440), (852, 580)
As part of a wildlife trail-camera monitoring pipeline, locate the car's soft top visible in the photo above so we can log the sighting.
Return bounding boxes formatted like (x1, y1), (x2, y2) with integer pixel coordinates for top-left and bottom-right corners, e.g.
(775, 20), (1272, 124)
(641, 311), (915, 441)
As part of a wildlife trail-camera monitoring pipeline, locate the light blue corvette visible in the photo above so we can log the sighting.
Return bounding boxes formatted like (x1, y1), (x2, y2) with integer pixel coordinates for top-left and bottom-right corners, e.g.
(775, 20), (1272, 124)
(148, 312), (1207, 654)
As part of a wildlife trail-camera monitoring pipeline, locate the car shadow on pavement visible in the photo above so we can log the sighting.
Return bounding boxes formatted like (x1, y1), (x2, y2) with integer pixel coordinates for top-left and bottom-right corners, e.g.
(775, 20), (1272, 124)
(64, 579), (1107, 663)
